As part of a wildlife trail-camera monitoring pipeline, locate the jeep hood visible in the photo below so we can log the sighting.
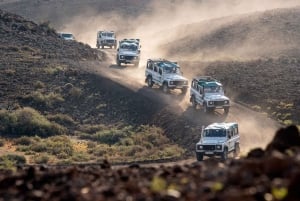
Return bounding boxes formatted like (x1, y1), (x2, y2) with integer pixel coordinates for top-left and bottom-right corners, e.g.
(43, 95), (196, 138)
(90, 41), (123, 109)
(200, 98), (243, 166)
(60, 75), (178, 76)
(118, 50), (139, 56)
(199, 137), (227, 144)
(204, 94), (229, 101)
(164, 74), (187, 81)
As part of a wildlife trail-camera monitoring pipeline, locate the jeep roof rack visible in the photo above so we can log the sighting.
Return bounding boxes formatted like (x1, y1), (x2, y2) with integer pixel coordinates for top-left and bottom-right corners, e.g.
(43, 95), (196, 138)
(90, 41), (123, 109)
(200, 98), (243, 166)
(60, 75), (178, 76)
(205, 122), (238, 130)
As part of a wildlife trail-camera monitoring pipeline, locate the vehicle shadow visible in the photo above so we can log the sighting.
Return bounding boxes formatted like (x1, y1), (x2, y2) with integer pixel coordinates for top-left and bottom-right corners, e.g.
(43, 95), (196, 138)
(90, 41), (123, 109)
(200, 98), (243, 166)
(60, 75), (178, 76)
(109, 64), (127, 69)
(138, 85), (187, 102)
(109, 64), (139, 70)
(182, 106), (228, 126)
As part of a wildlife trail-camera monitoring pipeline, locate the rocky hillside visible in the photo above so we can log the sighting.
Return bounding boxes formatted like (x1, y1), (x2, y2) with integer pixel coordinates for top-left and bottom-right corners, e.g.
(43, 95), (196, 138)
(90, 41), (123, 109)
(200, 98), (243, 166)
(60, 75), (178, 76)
(1, 125), (300, 201)
(167, 7), (300, 126)
(165, 6), (300, 60)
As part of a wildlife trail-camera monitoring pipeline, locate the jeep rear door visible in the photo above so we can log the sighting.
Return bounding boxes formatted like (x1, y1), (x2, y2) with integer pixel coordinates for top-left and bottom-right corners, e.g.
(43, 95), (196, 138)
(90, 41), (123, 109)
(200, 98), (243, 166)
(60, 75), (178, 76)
(152, 65), (161, 85)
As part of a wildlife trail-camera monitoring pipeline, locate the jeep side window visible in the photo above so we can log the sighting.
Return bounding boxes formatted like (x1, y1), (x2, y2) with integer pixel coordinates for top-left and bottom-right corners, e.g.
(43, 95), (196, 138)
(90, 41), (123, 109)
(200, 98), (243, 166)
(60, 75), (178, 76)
(159, 68), (162, 75)
(147, 62), (153, 70)
(199, 86), (203, 94)
(192, 80), (197, 89)
(154, 66), (158, 72)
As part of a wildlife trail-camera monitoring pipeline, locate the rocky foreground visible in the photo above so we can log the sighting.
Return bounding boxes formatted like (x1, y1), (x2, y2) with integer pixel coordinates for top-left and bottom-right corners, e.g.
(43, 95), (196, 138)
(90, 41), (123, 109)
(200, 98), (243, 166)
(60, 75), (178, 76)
(0, 125), (299, 201)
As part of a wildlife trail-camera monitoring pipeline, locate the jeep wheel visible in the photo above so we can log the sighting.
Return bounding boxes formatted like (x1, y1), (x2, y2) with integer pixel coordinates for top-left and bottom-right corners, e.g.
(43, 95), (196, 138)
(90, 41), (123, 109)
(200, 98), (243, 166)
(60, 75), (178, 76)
(116, 59), (121, 66)
(233, 143), (240, 158)
(181, 87), (187, 95)
(203, 104), (208, 113)
(221, 148), (228, 161)
(191, 96), (197, 109)
(101, 45), (104, 49)
(162, 83), (169, 93)
(96, 44), (99, 49)
(224, 107), (230, 115)
(147, 77), (153, 88)
(196, 153), (203, 161)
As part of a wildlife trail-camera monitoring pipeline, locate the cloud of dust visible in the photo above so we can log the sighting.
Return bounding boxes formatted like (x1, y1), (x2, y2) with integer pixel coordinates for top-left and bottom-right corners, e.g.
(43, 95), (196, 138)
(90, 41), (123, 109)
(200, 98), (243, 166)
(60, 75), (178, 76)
(60, 0), (300, 59)
(228, 106), (279, 154)
(59, 0), (296, 135)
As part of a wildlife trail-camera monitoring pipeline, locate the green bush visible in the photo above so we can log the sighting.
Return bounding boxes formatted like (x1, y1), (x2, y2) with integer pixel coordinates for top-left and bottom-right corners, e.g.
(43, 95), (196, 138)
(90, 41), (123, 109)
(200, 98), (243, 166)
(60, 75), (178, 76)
(71, 152), (90, 162)
(31, 142), (48, 152)
(47, 113), (76, 127)
(23, 91), (64, 107)
(33, 154), (50, 164)
(44, 135), (74, 156)
(0, 107), (66, 137)
(14, 136), (33, 145)
(0, 154), (26, 166)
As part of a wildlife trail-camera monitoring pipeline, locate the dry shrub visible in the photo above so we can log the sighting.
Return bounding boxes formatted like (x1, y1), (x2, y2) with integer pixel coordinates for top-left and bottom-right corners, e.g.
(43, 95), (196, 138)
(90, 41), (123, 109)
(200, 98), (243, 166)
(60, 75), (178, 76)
(47, 113), (76, 127)
(0, 107), (66, 137)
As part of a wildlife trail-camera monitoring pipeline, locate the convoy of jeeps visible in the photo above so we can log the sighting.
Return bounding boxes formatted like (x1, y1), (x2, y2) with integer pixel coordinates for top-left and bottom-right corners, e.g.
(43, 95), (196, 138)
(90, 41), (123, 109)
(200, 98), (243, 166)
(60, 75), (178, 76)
(96, 31), (239, 161)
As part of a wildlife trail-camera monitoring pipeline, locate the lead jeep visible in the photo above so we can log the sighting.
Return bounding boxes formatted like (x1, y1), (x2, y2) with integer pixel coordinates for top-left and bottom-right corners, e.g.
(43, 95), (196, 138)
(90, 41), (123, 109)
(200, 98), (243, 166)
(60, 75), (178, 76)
(96, 31), (117, 49)
(116, 39), (141, 66)
(145, 59), (189, 94)
(190, 76), (230, 114)
(195, 122), (240, 161)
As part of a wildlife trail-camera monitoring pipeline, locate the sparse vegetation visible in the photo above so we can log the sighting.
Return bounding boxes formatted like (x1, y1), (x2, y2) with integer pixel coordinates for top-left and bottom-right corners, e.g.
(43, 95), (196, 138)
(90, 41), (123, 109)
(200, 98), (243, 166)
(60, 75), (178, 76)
(0, 107), (66, 137)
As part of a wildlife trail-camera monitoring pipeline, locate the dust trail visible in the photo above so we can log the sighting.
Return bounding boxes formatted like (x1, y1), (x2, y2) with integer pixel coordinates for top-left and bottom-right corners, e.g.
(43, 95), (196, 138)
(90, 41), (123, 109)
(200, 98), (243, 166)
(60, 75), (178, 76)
(61, 0), (300, 53)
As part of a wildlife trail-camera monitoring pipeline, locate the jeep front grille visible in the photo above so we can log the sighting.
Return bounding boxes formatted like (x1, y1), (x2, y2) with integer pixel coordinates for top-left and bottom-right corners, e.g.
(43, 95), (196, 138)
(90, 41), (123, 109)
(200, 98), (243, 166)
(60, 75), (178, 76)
(124, 56), (135, 60)
(105, 40), (115, 43)
(214, 101), (225, 106)
(203, 145), (215, 151)
(173, 81), (186, 86)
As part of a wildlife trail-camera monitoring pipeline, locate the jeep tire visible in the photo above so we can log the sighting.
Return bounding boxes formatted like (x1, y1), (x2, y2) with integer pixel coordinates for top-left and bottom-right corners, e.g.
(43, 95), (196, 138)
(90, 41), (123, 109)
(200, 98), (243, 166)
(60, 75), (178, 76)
(203, 104), (208, 113)
(196, 152), (203, 161)
(181, 87), (187, 95)
(116, 58), (121, 66)
(162, 83), (169, 93)
(147, 76), (153, 87)
(233, 143), (240, 158)
(191, 96), (197, 109)
(221, 148), (228, 161)
(224, 107), (230, 115)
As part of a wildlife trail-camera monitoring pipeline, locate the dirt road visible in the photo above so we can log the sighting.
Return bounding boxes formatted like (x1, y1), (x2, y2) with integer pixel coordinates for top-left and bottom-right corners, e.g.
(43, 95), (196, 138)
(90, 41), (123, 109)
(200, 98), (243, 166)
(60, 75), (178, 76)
(83, 49), (280, 156)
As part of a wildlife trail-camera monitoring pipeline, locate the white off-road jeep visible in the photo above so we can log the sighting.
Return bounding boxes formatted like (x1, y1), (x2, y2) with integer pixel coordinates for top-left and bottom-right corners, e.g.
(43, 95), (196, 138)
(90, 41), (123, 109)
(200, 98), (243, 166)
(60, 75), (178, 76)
(116, 39), (141, 66)
(195, 122), (240, 161)
(145, 59), (189, 94)
(96, 31), (117, 49)
(190, 76), (230, 114)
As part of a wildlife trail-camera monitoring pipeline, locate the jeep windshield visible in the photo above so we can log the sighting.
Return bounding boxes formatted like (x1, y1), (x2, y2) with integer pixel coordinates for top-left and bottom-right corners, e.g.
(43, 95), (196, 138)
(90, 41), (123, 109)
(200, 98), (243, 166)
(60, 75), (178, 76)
(203, 129), (226, 137)
(120, 44), (138, 51)
(158, 62), (181, 74)
(203, 85), (224, 94)
(102, 32), (115, 37)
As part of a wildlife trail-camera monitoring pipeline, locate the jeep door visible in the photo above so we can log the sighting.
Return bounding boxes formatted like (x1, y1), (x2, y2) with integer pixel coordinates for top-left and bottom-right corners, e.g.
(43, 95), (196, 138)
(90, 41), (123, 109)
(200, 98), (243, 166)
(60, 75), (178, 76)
(152, 65), (161, 84)
(227, 129), (235, 152)
(195, 85), (204, 105)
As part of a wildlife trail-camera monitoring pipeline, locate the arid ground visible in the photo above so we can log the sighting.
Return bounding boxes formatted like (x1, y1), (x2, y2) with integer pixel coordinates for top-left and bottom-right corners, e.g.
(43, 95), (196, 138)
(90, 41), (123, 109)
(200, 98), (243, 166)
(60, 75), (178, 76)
(0, 0), (300, 200)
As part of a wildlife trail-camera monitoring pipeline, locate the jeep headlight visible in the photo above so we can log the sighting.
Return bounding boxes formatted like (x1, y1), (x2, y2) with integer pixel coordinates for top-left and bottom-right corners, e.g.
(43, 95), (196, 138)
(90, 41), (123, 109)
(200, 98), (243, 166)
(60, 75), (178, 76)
(209, 101), (214, 105)
(184, 81), (188, 85)
(170, 81), (174, 85)
(120, 55), (124, 59)
(197, 145), (203, 150)
(216, 145), (222, 150)
(224, 100), (229, 104)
